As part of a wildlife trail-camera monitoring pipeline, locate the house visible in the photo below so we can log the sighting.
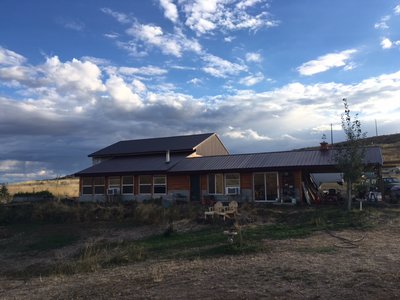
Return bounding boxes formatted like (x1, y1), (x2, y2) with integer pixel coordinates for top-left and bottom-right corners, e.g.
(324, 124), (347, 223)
(75, 133), (383, 203)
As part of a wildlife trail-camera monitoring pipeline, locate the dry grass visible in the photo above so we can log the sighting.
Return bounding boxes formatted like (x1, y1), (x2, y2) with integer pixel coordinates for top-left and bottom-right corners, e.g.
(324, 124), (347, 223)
(7, 178), (79, 198)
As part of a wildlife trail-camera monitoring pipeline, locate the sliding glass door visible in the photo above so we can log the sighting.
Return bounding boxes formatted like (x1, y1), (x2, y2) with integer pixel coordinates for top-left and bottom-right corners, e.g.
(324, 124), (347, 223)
(253, 172), (279, 201)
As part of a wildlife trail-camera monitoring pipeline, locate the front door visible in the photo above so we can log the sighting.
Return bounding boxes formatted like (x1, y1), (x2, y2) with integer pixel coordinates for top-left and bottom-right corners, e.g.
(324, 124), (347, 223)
(190, 175), (201, 202)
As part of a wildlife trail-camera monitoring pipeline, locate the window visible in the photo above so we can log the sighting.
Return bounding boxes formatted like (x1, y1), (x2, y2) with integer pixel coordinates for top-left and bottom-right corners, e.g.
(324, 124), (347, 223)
(108, 176), (121, 194)
(253, 173), (279, 201)
(139, 175), (152, 194)
(122, 176), (134, 194)
(153, 175), (167, 194)
(225, 173), (240, 194)
(208, 174), (223, 194)
(82, 177), (93, 195)
(93, 177), (105, 195)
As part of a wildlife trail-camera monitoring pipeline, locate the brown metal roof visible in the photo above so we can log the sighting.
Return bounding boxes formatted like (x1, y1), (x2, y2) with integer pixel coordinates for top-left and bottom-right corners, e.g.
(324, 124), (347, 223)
(89, 133), (215, 157)
(76, 154), (187, 176)
(169, 146), (383, 173)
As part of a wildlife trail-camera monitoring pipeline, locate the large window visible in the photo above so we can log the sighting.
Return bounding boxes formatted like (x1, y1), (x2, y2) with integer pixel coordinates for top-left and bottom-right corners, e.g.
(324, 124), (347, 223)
(153, 175), (167, 194)
(253, 173), (279, 201)
(139, 175), (152, 194)
(225, 173), (240, 194)
(93, 177), (105, 195)
(82, 177), (93, 195)
(108, 176), (121, 194)
(122, 176), (134, 194)
(208, 174), (223, 194)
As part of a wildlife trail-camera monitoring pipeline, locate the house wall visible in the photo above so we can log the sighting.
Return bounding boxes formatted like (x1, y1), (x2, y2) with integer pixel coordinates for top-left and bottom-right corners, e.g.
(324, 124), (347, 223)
(78, 170), (304, 203)
(193, 134), (229, 157)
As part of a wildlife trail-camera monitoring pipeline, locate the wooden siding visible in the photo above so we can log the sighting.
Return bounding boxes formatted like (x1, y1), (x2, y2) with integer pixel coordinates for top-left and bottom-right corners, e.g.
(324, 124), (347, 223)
(168, 175), (190, 190)
(193, 134), (229, 156)
(240, 173), (252, 189)
(293, 170), (303, 202)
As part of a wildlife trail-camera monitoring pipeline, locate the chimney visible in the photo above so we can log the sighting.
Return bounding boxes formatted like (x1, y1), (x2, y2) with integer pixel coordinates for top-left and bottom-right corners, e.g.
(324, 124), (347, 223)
(320, 141), (329, 152)
(166, 150), (170, 163)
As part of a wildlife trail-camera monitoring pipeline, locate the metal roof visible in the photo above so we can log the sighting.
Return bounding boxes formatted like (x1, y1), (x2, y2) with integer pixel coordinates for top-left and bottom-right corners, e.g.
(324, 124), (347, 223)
(169, 146), (383, 173)
(76, 146), (383, 176)
(76, 154), (187, 176)
(89, 133), (215, 157)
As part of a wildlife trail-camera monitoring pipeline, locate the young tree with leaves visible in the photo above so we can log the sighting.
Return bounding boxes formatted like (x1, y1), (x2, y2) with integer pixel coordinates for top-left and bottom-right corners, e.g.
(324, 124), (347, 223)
(335, 98), (367, 210)
(0, 183), (10, 202)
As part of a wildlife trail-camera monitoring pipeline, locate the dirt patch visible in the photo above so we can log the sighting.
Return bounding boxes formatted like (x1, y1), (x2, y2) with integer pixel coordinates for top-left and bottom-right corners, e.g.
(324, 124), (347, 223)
(1, 223), (400, 299)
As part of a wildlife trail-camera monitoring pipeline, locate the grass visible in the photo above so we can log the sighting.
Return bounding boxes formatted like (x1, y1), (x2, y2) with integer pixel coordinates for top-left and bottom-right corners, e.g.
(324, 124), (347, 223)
(1, 206), (392, 279)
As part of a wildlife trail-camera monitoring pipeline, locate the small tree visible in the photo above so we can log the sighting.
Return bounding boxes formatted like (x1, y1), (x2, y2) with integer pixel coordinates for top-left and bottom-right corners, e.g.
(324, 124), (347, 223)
(0, 183), (10, 202)
(335, 98), (367, 210)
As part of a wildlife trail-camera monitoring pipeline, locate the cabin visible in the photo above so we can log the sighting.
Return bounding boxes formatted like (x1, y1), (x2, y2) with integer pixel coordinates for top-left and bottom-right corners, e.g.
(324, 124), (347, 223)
(75, 133), (383, 204)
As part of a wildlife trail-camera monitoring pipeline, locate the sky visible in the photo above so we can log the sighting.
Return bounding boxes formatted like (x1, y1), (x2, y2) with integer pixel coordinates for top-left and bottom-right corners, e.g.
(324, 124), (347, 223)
(1, 0), (400, 183)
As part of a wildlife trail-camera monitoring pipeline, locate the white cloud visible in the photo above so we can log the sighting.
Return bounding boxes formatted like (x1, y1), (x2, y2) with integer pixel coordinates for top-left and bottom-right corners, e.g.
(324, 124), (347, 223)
(126, 22), (202, 57)
(131, 79), (147, 93)
(159, 0), (179, 23)
(297, 49), (357, 76)
(239, 72), (264, 86)
(202, 54), (247, 78)
(381, 37), (393, 49)
(105, 75), (143, 110)
(118, 66), (168, 76)
(0, 47), (26, 66)
(101, 8), (131, 24)
(374, 15), (390, 30)
(225, 128), (272, 141)
(394, 5), (400, 15)
(181, 0), (278, 35)
(63, 20), (85, 31)
(245, 52), (262, 63)
(187, 78), (202, 85)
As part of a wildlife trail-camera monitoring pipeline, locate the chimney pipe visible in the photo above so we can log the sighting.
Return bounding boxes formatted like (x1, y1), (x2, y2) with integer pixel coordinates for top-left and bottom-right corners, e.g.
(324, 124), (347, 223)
(320, 141), (329, 151)
(166, 150), (170, 163)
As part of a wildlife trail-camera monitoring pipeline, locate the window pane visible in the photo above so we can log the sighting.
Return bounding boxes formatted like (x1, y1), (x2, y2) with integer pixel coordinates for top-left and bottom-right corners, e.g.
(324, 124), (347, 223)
(82, 186), (93, 194)
(140, 185), (151, 194)
(82, 177), (92, 185)
(109, 177), (120, 186)
(154, 185), (166, 194)
(94, 186), (105, 194)
(153, 175), (166, 184)
(216, 174), (223, 194)
(122, 186), (133, 194)
(266, 173), (278, 200)
(122, 176), (133, 184)
(226, 173), (240, 187)
(93, 177), (105, 185)
(254, 174), (265, 201)
(208, 174), (215, 194)
(140, 175), (152, 185)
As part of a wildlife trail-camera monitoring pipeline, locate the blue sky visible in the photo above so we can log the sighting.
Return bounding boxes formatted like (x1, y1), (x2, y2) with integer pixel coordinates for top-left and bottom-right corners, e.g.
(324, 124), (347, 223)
(1, 0), (400, 182)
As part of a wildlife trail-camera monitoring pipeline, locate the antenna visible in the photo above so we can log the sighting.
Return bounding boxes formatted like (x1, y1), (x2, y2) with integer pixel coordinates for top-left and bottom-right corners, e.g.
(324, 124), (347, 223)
(375, 119), (378, 136)
(330, 123), (334, 146)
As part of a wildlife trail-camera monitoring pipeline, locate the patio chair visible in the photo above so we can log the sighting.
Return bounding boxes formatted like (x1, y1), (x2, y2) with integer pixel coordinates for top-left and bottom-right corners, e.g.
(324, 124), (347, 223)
(218, 201), (238, 220)
(204, 201), (224, 219)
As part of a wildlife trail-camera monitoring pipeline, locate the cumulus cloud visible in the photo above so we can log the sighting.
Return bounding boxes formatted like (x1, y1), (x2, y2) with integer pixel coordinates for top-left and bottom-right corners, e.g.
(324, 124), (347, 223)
(381, 37), (393, 49)
(159, 0), (179, 23)
(181, 0), (278, 35)
(105, 75), (143, 110)
(239, 72), (264, 86)
(126, 22), (202, 57)
(225, 128), (272, 141)
(0, 47), (26, 66)
(297, 49), (357, 76)
(202, 54), (247, 77)
(395, 5), (400, 15)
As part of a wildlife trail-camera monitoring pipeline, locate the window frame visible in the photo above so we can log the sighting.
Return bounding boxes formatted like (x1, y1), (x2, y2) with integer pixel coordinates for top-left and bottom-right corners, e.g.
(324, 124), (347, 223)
(225, 173), (240, 194)
(82, 177), (93, 195)
(93, 177), (105, 195)
(122, 176), (134, 195)
(208, 173), (224, 195)
(253, 172), (279, 202)
(153, 175), (167, 195)
(139, 175), (152, 195)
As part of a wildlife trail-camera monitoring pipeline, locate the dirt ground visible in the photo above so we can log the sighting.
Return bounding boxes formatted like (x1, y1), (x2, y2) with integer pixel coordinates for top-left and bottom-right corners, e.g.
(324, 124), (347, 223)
(1, 219), (400, 300)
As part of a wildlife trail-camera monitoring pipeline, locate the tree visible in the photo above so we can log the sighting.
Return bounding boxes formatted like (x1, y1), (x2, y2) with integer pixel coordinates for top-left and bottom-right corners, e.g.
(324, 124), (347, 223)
(0, 183), (10, 202)
(335, 98), (367, 210)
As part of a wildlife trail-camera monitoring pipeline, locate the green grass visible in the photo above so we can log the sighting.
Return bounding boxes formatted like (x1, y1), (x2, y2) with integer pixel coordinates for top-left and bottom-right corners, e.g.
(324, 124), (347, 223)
(25, 233), (79, 252)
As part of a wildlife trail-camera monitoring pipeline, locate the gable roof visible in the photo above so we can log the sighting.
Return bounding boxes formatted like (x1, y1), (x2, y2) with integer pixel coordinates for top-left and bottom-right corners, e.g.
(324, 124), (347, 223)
(89, 133), (215, 158)
(76, 154), (187, 176)
(169, 146), (383, 173)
